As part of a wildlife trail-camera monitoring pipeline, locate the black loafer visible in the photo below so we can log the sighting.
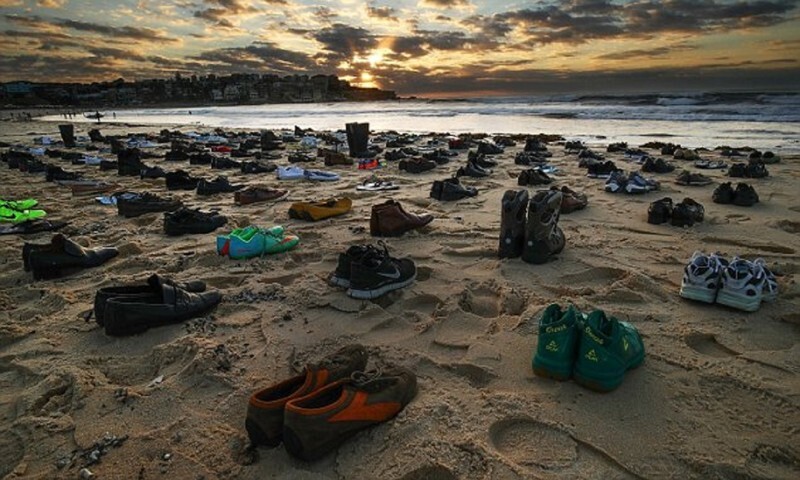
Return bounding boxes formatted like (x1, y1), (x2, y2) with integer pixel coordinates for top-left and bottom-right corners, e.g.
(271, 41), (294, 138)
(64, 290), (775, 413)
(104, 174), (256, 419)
(93, 274), (206, 326)
(23, 234), (118, 280)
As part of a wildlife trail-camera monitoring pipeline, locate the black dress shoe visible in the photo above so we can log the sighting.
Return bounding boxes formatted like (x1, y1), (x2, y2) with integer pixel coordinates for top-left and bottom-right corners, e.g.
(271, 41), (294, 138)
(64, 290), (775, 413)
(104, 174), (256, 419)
(456, 160), (491, 178)
(117, 192), (183, 218)
(164, 150), (189, 162)
(189, 152), (215, 165)
(46, 165), (82, 182)
(23, 234), (118, 280)
(165, 170), (200, 190)
(211, 157), (241, 169)
(140, 165), (167, 179)
(93, 273), (206, 326)
(430, 177), (478, 201)
(197, 176), (244, 195)
(103, 281), (222, 336)
(163, 207), (228, 236)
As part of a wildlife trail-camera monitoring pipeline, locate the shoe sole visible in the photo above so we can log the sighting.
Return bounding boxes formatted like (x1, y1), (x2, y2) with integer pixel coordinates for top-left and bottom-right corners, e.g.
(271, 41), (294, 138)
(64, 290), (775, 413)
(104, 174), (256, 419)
(573, 350), (644, 393)
(532, 356), (572, 381)
(347, 274), (416, 299)
(329, 275), (350, 288)
(716, 289), (761, 312)
(679, 284), (717, 303)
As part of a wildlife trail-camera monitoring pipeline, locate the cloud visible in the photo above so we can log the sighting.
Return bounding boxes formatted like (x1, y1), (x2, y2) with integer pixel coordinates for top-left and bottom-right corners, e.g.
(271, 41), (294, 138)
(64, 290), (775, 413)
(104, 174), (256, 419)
(37, 0), (68, 7)
(594, 44), (699, 61)
(191, 40), (314, 73)
(367, 5), (398, 21)
(420, 0), (469, 8)
(310, 23), (378, 65)
(4, 14), (178, 42)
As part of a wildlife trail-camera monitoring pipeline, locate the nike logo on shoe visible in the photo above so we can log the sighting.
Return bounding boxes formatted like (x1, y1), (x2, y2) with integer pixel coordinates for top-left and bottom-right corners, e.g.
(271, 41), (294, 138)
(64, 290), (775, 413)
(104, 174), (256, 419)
(376, 267), (401, 280)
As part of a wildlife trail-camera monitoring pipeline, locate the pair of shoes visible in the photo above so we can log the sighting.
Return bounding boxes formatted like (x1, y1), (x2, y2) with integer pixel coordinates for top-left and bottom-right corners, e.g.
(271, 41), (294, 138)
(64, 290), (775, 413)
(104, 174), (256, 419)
(95, 274), (220, 336)
(713, 182), (759, 206)
(680, 252), (778, 311)
(164, 208), (227, 236)
(694, 160), (727, 169)
(140, 165), (166, 179)
(289, 198), (352, 221)
(117, 192), (183, 218)
(329, 242), (416, 298)
(319, 148), (353, 166)
(476, 142), (503, 155)
(245, 344), (417, 461)
(641, 157), (675, 173)
(370, 200), (434, 237)
(189, 152), (214, 165)
(532, 304), (645, 392)
(606, 171), (659, 193)
(456, 159), (491, 178)
(518, 168), (552, 186)
(430, 176), (477, 201)
(235, 187), (289, 205)
(675, 170), (713, 186)
(1, 199), (47, 224)
(729, 162), (769, 178)
(498, 189), (565, 264)
(216, 225), (299, 259)
(647, 197), (704, 226)
(398, 157), (436, 174)
(357, 158), (382, 170)
(585, 160), (617, 178)
(23, 234), (118, 280)
(165, 170), (201, 190)
(197, 176), (244, 195)
(552, 186), (587, 214)
(468, 151), (498, 168)
(515, 151), (547, 166)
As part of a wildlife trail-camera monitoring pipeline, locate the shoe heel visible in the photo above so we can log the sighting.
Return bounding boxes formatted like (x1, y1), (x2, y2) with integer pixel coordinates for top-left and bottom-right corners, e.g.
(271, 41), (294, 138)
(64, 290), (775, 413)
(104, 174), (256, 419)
(246, 418), (281, 448)
(573, 370), (623, 393)
(533, 366), (570, 381)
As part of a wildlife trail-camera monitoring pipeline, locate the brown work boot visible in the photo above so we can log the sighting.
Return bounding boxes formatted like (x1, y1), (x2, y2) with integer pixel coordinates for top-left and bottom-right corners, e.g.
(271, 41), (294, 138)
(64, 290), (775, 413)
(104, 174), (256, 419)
(234, 187), (288, 205)
(370, 200), (434, 237)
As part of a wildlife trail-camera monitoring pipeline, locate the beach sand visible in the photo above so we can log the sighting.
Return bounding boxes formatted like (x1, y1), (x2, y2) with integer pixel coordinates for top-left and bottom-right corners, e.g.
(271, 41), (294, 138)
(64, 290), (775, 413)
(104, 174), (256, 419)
(1, 120), (798, 480)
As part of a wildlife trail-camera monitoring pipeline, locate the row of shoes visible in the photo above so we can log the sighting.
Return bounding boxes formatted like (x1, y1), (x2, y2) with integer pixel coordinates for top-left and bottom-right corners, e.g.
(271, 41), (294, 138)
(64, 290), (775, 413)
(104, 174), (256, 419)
(289, 197), (352, 221)
(430, 176), (478, 201)
(532, 304), (645, 392)
(605, 171), (660, 194)
(93, 274), (221, 336)
(246, 344), (417, 461)
(647, 197), (705, 227)
(680, 252), (778, 312)
(329, 242), (417, 299)
(370, 200), (434, 237)
(713, 182), (759, 206)
(23, 234), (118, 280)
(499, 189), (565, 264)
(216, 225), (299, 260)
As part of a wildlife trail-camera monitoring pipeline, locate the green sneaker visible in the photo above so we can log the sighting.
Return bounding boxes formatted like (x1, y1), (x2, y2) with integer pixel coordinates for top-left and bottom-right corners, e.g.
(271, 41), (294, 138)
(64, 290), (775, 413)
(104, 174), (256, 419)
(0, 198), (38, 210)
(573, 310), (645, 392)
(216, 226), (261, 258)
(0, 206), (47, 223)
(532, 304), (582, 381)
(262, 226), (299, 254)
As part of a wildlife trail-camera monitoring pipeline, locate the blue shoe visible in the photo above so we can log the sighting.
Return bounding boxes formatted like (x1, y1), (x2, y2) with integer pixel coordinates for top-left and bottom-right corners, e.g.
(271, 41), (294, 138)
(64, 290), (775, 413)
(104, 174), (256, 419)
(304, 169), (340, 182)
(277, 166), (305, 180)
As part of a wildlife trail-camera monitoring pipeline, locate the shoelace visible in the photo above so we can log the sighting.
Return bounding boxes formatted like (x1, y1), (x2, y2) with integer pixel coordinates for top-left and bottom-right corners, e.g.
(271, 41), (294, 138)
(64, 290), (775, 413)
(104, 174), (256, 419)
(351, 368), (383, 387)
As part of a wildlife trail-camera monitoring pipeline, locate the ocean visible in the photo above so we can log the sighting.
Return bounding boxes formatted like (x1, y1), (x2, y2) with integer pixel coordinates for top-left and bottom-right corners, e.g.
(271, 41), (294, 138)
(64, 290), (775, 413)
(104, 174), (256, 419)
(44, 91), (800, 152)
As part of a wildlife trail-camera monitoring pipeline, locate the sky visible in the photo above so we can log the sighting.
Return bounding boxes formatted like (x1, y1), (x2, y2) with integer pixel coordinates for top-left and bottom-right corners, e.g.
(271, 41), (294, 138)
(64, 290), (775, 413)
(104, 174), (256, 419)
(0, 0), (799, 96)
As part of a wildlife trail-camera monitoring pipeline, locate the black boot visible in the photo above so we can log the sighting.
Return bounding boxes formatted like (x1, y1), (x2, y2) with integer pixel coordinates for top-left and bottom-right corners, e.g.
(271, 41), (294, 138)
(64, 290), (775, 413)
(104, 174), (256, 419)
(58, 124), (76, 148)
(345, 122), (370, 157)
(117, 148), (144, 176)
(498, 189), (529, 259)
(521, 190), (565, 264)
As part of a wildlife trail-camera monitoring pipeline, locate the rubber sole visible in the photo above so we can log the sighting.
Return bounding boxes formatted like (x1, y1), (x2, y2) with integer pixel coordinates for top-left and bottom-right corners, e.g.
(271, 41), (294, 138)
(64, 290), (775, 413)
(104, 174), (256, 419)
(573, 351), (644, 393)
(716, 288), (761, 312)
(679, 284), (717, 304)
(532, 356), (572, 381)
(347, 274), (416, 299)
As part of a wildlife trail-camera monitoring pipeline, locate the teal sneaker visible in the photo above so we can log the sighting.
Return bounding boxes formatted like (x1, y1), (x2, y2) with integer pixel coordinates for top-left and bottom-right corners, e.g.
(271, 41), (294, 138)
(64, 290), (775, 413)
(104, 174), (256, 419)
(217, 226), (259, 257)
(532, 304), (582, 381)
(262, 226), (299, 254)
(573, 310), (645, 392)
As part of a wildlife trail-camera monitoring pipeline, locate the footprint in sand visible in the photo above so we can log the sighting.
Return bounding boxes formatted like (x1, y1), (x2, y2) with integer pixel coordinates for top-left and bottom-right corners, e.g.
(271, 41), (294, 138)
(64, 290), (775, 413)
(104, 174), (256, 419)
(771, 219), (800, 234)
(685, 333), (739, 358)
(746, 444), (800, 480)
(459, 283), (502, 318)
(400, 465), (458, 480)
(701, 236), (795, 255)
(0, 431), (24, 478)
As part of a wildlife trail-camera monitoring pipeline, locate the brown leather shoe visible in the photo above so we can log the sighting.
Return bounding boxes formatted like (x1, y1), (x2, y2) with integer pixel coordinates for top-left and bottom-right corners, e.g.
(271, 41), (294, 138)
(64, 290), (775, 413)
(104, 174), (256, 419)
(554, 186), (588, 214)
(370, 200), (434, 237)
(318, 148), (353, 166)
(235, 187), (289, 205)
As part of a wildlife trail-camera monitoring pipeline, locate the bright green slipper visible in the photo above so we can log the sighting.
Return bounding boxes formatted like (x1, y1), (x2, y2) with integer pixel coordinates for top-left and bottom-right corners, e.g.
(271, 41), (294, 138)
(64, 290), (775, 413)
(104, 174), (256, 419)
(0, 198), (38, 210)
(532, 304), (582, 381)
(573, 310), (645, 392)
(0, 206), (47, 223)
(262, 225), (299, 254)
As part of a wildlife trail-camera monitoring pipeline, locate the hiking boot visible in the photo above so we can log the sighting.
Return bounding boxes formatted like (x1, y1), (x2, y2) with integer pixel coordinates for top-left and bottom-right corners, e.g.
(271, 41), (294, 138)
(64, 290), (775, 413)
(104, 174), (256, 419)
(498, 189), (529, 259)
(430, 177), (478, 201)
(671, 198), (704, 227)
(675, 170), (712, 186)
(117, 148), (144, 176)
(347, 246), (416, 299)
(93, 274), (206, 326)
(680, 251), (727, 304)
(241, 161), (277, 174)
(370, 200), (434, 237)
(140, 165), (166, 179)
(398, 158), (436, 174)
(24, 234), (118, 280)
(58, 124), (76, 148)
(235, 187), (288, 205)
(573, 310), (645, 392)
(246, 344), (369, 448)
(712, 182), (735, 204)
(732, 183), (759, 206)
(283, 366), (417, 461)
(604, 170), (628, 193)
(532, 304), (582, 381)
(163, 208), (227, 236)
(556, 186), (588, 214)
(117, 192), (182, 218)
(521, 189), (565, 264)
(211, 157), (241, 170)
(197, 176), (244, 195)
(647, 197), (673, 225)
(165, 170), (201, 191)
(289, 198), (352, 221)
(345, 122), (370, 157)
(717, 257), (766, 312)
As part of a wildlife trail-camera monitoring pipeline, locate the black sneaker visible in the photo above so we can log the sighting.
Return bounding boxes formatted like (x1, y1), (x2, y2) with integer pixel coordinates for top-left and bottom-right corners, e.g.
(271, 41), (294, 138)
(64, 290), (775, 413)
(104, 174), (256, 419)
(647, 197), (673, 225)
(732, 183), (759, 207)
(164, 208), (228, 236)
(712, 182), (735, 204)
(329, 244), (382, 288)
(515, 152), (547, 166)
(196, 176), (244, 195)
(117, 193), (183, 218)
(728, 163), (747, 178)
(385, 149), (407, 161)
(165, 170), (200, 191)
(241, 161), (277, 174)
(745, 161), (768, 178)
(476, 142), (503, 155)
(498, 189), (529, 259)
(140, 165), (166, 179)
(578, 149), (603, 160)
(642, 158), (674, 174)
(189, 152), (214, 165)
(211, 157), (241, 169)
(430, 177), (478, 201)
(587, 160), (617, 178)
(347, 246), (416, 299)
(524, 137), (548, 153)
(671, 198), (704, 227)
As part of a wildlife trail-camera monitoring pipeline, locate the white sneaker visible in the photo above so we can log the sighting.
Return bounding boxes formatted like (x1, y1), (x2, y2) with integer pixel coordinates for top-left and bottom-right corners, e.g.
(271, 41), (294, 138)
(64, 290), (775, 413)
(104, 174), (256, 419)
(680, 251), (727, 303)
(752, 258), (778, 302)
(716, 257), (766, 312)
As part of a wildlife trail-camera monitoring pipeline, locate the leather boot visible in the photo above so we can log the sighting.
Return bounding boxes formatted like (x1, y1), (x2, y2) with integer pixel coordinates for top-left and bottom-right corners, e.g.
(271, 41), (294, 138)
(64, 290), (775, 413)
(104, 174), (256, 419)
(24, 234), (119, 280)
(522, 190), (565, 264)
(117, 148), (144, 176)
(370, 200), (434, 237)
(58, 124), (76, 148)
(499, 189), (529, 258)
(345, 122), (370, 157)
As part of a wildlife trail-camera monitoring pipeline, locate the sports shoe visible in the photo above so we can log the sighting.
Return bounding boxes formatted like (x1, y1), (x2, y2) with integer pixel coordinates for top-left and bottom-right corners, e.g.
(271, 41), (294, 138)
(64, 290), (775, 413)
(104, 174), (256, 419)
(532, 304), (582, 381)
(241, 161), (277, 174)
(518, 169), (552, 186)
(456, 160), (491, 178)
(1, 206), (47, 224)
(329, 244), (383, 288)
(117, 192), (182, 218)
(476, 142), (503, 155)
(647, 197), (673, 225)
(753, 258), (778, 302)
(675, 170), (712, 186)
(216, 226), (258, 257)
(717, 257), (766, 312)
(573, 310), (645, 392)
(356, 178), (399, 192)
(498, 189), (529, 259)
(625, 171), (658, 193)
(712, 182), (735, 204)
(604, 170), (627, 193)
(522, 189), (565, 264)
(732, 183), (759, 207)
(217, 226), (298, 259)
(680, 251), (727, 303)
(671, 198), (704, 227)
(347, 246), (416, 299)
(398, 158), (436, 174)
(283, 366), (417, 461)
(745, 161), (768, 178)
(728, 163), (747, 177)
(246, 344), (369, 448)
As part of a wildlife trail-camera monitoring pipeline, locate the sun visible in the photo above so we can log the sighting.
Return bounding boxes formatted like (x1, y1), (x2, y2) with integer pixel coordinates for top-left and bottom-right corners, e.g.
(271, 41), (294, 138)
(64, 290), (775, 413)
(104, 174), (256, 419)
(367, 51), (384, 68)
(358, 71), (378, 88)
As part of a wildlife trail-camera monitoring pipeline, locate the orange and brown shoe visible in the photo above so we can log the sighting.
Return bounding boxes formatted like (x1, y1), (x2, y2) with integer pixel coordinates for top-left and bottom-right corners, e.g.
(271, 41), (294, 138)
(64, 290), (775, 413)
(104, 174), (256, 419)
(282, 367), (417, 461)
(245, 344), (368, 448)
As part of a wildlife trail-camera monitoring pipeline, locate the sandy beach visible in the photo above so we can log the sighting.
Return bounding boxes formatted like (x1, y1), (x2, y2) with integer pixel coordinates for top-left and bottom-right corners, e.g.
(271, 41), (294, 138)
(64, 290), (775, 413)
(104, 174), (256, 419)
(1, 119), (798, 480)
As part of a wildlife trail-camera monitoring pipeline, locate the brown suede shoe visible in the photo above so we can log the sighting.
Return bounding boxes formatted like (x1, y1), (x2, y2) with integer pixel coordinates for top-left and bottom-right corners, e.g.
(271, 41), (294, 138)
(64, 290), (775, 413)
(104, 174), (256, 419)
(554, 186), (588, 214)
(234, 187), (289, 205)
(370, 200), (434, 237)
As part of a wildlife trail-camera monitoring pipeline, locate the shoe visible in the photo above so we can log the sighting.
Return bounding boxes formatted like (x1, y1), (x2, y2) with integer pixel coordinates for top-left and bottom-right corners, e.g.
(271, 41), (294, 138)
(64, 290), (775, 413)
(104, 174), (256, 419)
(277, 165), (306, 180)
(430, 177), (477, 201)
(347, 245), (416, 299)
(761, 151), (780, 164)
(235, 187), (288, 205)
(472, 154), (497, 169)
(712, 182), (735, 204)
(370, 200), (434, 237)
(745, 161), (768, 178)
(695, 160), (727, 169)
(289, 198), (352, 221)
(532, 304), (582, 381)
(357, 158), (381, 170)
(717, 257), (766, 312)
(320, 148), (353, 166)
(517, 169), (552, 186)
(476, 142), (503, 155)
(197, 176), (244, 195)
(140, 165), (166, 179)
(642, 158), (675, 173)
(117, 148), (144, 176)
(728, 163), (747, 178)
(515, 152), (547, 166)
(189, 152), (214, 165)
(283, 366), (417, 461)
(586, 160), (617, 178)
(23, 234), (118, 280)
(103, 281), (222, 336)
(0, 198), (38, 210)
(647, 197), (673, 225)
(573, 310), (645, 392)
(165, 170), (201, 191)
(329, 244), (382, 288)
(164, 208), (227, 236)
(398, 158), (436, 174)
(246, 344), (369, 448)
(671, 198), (704, 227)
(521, 190), (565, 264)
(216, 226), (259, 257)
(604, 170), (627, 193)
(456, 160), (491, 178)
(524, 137), (548, 153)
(680, 251), (727, 304)
(99, 160), (118, 171)
(675, 170), (712, 186)
(241, 161), (277, 174)
(211, 157), (241, 169)
(356, 178), (399, 192)
(117, 193), (182, 218)
(164, 150), (189, 162)
(753, 258), (778, 302)
(217, 226), (299, 259)
(498, 189), (529, 259)
(556, 186), (587, 214)
(1, 205), (47, 224)
(625, 171), (658, 193)
(732, 183), (759, 206)
(46, 165), (82, 182)
(345, 122), (372, 158)
(93, 274), (206, 326)
(304, 169), (340, 182)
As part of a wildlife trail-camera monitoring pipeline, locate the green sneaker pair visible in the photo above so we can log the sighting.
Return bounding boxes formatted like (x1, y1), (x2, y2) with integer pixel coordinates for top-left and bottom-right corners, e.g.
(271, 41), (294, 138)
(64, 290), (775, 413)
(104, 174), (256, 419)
(216, 225), (300, 259)
(0, 199), (47, 224)
(532, 304), (645, 392)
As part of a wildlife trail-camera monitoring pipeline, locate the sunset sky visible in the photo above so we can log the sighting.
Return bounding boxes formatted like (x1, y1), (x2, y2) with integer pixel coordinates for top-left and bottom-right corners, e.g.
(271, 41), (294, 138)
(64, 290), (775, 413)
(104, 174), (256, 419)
(1, 0), (798, 96)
